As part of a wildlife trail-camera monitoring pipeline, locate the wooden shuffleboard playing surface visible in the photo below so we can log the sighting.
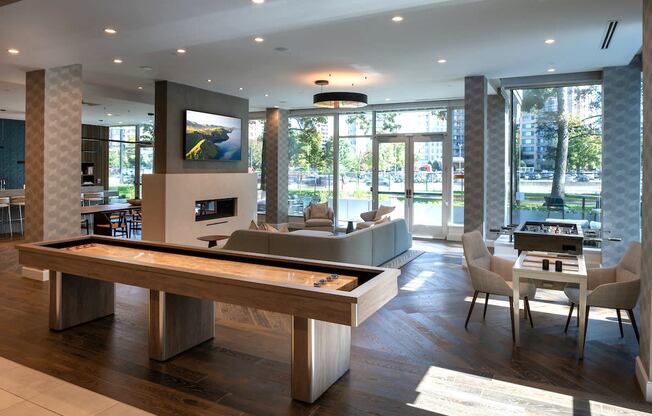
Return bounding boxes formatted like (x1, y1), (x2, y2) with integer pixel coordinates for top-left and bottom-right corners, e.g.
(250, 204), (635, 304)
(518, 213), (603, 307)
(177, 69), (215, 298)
(65, 243), (358, 291)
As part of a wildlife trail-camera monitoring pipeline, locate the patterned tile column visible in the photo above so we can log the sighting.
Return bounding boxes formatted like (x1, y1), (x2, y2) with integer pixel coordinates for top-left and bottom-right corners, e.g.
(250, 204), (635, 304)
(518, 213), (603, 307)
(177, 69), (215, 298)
(24, 65), (82, 243)
(602, 66), (642, 266)
(464, 76), (487, 234)
(264, 108), (289, 225)
(639, 0), (652, 399)
(484, 94), (508, 239)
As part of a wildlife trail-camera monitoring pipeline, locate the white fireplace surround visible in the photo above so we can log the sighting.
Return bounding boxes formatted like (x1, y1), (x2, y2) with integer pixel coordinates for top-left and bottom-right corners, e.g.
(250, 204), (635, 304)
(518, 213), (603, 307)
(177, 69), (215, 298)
(142, 173), (257, 247)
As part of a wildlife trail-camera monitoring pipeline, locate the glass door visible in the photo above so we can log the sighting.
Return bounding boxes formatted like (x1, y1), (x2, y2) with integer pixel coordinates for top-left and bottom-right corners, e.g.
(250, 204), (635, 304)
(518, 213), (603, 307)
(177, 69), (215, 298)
(374, 134), (448, 238)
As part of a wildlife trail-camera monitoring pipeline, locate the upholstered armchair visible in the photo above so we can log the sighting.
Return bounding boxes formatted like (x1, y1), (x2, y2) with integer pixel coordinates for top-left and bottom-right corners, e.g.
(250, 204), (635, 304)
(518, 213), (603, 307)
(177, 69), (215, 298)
(564, 242), (641, 342)
(356, 205), (396, 230)
(303, 202), (334, 233)
(462, 231), (537, 340)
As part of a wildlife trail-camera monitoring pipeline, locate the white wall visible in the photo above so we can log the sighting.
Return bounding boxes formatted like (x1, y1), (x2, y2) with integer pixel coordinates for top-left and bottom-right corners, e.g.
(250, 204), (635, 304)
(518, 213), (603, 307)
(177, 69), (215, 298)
(142, 173), (256, 247)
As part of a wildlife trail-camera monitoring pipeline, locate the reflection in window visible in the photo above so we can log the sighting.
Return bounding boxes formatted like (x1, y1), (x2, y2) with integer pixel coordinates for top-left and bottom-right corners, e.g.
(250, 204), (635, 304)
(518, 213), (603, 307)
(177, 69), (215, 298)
(376, 109), (447, 134)
(452, 108), (464, 225)
(511, 85), (603, 242)
(108, 126), (136, 199)
(288, 116), (334, 216)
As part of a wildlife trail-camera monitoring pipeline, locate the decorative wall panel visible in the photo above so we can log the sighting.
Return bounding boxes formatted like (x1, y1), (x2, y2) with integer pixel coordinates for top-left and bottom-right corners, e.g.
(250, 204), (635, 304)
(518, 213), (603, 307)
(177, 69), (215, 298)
(264, 108), (289, 224)
(464, 76), (487, 233)
(485, 94), (508, 239)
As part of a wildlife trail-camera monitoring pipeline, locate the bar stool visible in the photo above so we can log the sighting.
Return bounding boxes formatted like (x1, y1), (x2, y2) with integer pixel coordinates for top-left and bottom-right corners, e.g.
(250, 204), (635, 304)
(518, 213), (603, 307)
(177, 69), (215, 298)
(0, 197), (12, 237)
(10, 195), (25, 235)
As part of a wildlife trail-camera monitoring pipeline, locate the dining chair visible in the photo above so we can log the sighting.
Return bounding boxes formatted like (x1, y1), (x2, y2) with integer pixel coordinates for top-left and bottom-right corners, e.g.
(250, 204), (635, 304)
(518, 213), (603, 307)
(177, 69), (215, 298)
(564, 242), (641, 344)
(96, 211), (128, 238)
(462, 231), (537, 340)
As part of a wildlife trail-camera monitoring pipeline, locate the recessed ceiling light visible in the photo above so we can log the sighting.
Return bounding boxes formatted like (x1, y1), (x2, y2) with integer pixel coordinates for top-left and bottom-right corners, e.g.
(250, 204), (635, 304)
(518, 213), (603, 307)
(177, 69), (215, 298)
(104, 27), (117, 34)
(544, 39), (555, 44)
(385, 98), (391, 101)
(547, 68), (556, 72)
(274, 105), (279, 108)
(254, 37), (265, 43)
(264, 94), (269, 97)
(107, 113), (113, 116)
(437, 58), (447, 64)
(207, 79), (212, 83)
(118, 121), (123, 124)
(137, 86), (143, 90)
(176, 48), (187, 54)
(239, 87), (244, 91)
(113, 58), (123, 64)
(392, 16), (404, 22)
(252, 0), (264, 3)
(7, 48), (19, 55)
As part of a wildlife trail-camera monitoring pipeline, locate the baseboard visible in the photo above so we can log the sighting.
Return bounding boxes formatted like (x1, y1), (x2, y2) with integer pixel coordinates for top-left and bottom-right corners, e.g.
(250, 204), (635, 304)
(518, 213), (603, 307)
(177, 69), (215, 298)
(22, 266), (49, 281)
(635, 356), (652, 401)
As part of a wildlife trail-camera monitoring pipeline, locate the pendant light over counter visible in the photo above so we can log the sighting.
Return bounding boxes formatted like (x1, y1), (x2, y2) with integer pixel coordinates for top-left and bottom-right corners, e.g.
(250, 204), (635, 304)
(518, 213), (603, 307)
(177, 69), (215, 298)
(312, 80), (367, 109)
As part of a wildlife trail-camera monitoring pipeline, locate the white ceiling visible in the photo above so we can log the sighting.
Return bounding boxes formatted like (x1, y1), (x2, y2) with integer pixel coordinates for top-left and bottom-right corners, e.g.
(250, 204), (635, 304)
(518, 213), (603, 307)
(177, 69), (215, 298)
(0, 0), (643, 124)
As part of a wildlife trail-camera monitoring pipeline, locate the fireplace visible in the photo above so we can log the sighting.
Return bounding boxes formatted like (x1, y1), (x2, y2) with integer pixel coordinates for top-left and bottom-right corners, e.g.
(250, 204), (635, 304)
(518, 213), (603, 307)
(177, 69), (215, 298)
(195, 197), (237, 222)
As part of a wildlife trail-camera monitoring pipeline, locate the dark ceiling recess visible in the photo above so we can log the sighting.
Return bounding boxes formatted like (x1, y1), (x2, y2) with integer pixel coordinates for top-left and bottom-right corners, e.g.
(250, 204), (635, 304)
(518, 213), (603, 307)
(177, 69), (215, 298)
(601, 20), (618, 50)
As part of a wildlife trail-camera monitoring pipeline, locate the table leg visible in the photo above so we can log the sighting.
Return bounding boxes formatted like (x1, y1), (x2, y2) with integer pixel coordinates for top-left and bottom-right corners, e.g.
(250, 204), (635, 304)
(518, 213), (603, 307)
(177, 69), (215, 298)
(346, 221), (354, 234)
(291, 316), (351, 403)
(578, 280), (588, 359)
(50, 271), (115, 331)
(149, 290), (215, 361)
(512, 272), (520, 346)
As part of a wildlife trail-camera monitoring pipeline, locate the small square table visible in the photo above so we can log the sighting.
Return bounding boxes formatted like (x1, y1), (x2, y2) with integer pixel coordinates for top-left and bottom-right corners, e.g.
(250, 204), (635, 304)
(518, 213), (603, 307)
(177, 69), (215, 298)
(512, 251), (588, 359)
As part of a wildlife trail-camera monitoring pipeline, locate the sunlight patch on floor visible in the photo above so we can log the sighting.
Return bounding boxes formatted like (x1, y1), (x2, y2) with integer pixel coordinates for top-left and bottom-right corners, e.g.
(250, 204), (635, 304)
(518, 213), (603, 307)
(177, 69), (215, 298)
(407, 365), (646, 415)
(400, 271), (436, 291)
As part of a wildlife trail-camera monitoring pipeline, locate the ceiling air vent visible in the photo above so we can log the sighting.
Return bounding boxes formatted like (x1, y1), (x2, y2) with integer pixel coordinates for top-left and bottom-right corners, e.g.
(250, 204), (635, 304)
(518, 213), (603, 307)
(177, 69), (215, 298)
(601, 20), (618, 50)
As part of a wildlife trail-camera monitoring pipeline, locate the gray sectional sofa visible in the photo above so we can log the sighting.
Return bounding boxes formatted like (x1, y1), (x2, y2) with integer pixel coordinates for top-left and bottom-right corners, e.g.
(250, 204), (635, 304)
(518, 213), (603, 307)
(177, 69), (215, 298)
(221, 219), (412, 266)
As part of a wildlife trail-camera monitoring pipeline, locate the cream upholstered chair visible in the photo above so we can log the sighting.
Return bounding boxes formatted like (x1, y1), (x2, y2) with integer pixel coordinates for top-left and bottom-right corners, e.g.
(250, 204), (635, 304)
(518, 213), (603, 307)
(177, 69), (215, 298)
(564, 242), (641, 343)
(303, 202), (334, 232)
(356, 205), (396, 230)
(462, 231), (537, 340)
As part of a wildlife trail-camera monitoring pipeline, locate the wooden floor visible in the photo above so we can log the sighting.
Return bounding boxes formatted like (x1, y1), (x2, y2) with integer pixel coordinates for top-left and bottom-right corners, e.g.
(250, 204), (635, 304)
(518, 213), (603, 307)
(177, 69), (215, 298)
(0, 236), (651, 415)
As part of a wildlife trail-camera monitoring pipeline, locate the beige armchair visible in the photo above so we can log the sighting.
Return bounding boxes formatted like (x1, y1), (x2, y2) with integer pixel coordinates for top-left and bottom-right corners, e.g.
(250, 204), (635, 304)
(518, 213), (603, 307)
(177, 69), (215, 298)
(356, 205), (396, 230)
(564, 242), (641, 342)
(303, 202), (334, 233)
(462, 231), (537, 340)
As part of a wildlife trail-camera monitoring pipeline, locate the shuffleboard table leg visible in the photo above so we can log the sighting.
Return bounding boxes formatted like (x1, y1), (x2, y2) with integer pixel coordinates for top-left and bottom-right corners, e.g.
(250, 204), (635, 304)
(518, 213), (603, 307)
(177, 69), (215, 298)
(149, 290), (215, 361)
(50, 271), (115, 331)
(291, 316), (351, 403)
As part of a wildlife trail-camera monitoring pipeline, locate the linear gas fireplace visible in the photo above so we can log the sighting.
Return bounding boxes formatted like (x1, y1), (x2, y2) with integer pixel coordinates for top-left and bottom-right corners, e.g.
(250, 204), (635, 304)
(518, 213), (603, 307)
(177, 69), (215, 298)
(195, 197), (237, 222)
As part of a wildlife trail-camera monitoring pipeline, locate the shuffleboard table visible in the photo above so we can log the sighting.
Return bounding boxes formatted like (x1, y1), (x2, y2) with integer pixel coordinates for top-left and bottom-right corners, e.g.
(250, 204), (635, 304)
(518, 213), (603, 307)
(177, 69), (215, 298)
(17, 235), (400, 403)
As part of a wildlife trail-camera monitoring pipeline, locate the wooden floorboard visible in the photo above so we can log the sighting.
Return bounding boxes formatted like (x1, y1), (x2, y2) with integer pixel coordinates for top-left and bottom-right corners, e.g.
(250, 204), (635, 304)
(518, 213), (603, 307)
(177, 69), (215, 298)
(0, 237), (651, 415)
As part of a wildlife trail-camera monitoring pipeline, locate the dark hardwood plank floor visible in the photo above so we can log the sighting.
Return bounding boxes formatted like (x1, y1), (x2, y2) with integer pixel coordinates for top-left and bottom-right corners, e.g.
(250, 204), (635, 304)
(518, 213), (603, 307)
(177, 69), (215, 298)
(0, 237), (651, 415)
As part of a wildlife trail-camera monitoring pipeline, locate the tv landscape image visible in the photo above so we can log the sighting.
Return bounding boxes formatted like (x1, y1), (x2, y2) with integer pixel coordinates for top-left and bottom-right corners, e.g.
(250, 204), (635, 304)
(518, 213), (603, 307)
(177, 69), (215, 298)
(184, 110), (242, 161)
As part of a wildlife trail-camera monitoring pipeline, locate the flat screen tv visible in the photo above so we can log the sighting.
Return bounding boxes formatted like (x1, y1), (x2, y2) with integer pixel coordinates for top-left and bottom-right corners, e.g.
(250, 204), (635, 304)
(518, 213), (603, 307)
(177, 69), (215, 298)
(184, 110), (242, 161)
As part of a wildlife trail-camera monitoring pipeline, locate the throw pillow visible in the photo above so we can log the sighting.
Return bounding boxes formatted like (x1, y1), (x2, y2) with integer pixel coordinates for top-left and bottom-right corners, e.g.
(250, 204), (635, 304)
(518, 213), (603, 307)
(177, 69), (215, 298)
(374, 205), (395, 220)
(278, 224), (290, 233)
(310, 202), (329, 219)
(262, 223), (279, 233)
(374, 216), (391, 225)
(249, 220), (259, 230)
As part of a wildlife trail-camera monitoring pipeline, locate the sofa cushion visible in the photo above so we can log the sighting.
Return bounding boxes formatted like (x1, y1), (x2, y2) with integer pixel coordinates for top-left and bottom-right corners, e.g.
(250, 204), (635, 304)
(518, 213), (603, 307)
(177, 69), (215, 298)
(305, 218), (333, 227)
(371, 222), (396, 265)
(309, 203), (329, 219)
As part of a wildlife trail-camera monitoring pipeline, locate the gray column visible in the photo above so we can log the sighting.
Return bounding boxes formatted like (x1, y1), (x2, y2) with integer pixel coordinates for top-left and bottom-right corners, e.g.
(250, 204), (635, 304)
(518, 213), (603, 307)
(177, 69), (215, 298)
(484, 94), (508, 239)
(639, 0), (652, 400)
(24, 65), (82, 242)
(602, 66), (642, 266)
(264, 108), (289, 224)
(464, 76), (487, 233)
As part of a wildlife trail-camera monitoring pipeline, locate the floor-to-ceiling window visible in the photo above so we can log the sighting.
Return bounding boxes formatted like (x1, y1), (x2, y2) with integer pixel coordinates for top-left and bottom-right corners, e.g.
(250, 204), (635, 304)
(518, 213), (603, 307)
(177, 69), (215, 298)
(452, 108), (465, 225)
(511, 85), (603, 235)
(288, 115), (334, 216)
(337, 112), (372, 225)
(248, 119), (265, 213)
(108, 124), (154, 200)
